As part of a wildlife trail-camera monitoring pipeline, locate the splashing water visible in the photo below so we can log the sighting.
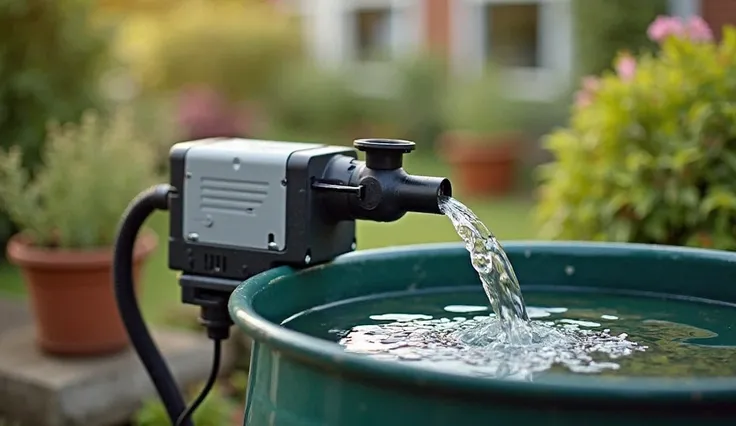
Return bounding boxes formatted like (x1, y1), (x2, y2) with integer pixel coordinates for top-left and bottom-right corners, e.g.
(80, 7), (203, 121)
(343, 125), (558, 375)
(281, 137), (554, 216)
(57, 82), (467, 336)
(337, 309), (646, 381)
(438, 196), (532, 343)
(324, 196), (653, 380)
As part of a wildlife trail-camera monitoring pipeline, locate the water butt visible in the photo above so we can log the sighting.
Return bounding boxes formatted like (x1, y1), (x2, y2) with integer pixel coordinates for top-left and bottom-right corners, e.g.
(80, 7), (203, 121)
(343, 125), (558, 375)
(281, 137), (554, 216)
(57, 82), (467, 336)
(229, 242), (736, 426)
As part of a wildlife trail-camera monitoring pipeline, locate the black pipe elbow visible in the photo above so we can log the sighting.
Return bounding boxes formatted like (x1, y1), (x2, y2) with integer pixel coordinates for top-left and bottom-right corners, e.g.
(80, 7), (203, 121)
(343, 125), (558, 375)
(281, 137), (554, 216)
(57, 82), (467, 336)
(317, 139), (453, 223)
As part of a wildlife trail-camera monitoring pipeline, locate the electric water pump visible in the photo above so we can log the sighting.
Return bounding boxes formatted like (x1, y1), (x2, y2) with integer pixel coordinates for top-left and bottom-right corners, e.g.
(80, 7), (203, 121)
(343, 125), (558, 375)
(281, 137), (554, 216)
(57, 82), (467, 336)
(113, 137), (452, 426)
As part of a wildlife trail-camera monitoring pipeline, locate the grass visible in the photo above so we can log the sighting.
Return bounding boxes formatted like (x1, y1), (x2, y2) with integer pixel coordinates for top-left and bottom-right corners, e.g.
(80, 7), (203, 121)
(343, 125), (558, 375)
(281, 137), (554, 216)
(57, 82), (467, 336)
(0, 153), (537, 322)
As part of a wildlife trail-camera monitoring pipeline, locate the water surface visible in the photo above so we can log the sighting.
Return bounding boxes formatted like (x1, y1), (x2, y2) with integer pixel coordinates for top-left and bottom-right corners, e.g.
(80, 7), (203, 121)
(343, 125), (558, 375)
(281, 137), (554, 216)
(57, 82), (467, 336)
(283, 289), (736, 381)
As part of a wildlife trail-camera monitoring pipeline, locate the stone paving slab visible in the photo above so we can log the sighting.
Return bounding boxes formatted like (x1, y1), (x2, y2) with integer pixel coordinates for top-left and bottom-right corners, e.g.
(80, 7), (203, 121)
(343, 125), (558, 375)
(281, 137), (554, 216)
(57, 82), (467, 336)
(0, 320), (236, 426)
(0, 297), (31, 334)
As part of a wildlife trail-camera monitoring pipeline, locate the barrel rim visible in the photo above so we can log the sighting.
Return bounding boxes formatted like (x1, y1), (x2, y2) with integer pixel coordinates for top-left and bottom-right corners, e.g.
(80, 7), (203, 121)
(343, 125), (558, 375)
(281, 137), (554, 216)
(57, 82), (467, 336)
(229, 241), (736, 404)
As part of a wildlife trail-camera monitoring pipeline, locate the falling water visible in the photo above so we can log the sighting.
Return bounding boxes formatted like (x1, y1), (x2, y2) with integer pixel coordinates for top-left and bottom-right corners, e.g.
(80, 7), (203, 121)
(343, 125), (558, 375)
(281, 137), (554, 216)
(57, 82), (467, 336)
(438, 195), (533, 344)
(309, 196), (654, 380)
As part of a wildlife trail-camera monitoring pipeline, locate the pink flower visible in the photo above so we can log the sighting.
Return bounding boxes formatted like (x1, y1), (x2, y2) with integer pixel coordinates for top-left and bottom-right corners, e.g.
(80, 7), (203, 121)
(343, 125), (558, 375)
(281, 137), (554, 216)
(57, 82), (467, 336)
(177, 86), (251, 140)
(647, 15), (715, 44)
(615, 54), (637, 81)
(647, 15), (686, 43)
(685, 16), (714, 42)
(574, 76), (601, 108)
(582, 76), (601, 93)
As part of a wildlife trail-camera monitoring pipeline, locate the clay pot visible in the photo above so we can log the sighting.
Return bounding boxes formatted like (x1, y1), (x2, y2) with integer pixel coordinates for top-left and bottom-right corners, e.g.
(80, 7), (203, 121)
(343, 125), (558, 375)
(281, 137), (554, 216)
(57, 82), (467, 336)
(439, 131), (523, 196)
(6, 231), (158, 357)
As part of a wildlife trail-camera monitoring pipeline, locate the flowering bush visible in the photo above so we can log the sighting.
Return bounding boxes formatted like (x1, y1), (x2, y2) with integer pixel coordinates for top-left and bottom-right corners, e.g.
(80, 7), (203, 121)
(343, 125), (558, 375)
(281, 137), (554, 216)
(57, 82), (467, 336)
(536, 16), (736, 250)
(572, 0), (667, 77)
(176, 86), (255, 140)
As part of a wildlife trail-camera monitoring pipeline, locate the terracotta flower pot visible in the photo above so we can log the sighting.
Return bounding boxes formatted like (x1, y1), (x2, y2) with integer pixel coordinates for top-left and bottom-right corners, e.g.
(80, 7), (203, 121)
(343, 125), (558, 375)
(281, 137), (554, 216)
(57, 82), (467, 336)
(6, 231), (158, 357)
(439, 131), (523, 196)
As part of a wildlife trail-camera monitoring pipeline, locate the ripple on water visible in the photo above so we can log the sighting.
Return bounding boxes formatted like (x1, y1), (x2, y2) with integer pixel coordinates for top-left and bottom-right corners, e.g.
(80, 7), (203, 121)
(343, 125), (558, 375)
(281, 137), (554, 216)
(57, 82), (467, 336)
(339, 309), (647, 381)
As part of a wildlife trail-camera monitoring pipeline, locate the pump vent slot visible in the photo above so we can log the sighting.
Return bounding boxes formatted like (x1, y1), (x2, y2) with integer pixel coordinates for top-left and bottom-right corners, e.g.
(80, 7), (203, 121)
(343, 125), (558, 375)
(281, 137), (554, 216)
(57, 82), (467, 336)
(203, 253), (228, 274)
(200, 177), (269, 215)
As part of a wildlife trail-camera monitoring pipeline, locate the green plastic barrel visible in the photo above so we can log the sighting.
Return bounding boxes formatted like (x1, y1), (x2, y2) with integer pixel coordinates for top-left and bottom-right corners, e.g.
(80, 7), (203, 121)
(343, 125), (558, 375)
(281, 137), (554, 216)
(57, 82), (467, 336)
(229, 242), (736, 426)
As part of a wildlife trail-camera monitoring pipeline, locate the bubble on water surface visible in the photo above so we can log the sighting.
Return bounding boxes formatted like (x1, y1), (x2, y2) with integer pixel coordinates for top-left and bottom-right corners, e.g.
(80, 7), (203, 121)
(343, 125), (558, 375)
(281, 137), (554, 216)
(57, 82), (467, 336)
(444, 305), (488, 313)
(369, 314), (434, 322)
(338, 313), (647, 381)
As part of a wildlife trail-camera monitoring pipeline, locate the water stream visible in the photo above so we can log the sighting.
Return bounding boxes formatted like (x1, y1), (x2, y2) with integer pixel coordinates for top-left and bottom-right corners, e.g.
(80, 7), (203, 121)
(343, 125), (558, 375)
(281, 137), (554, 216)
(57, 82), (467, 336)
(285, 197), (736, 380)
(438, 196), (531, 343)
(344, 196), (649, 379)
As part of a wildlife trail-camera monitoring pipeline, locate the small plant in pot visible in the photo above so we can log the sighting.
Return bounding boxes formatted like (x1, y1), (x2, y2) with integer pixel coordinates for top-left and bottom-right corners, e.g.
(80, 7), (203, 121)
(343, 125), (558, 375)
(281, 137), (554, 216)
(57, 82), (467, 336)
(0, 108), (159, 356)
(439, 70), (526, 196)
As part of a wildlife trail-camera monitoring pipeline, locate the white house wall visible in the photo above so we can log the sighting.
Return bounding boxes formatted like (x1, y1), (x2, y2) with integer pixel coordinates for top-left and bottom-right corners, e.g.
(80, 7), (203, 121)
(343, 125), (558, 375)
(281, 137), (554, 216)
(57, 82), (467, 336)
(295, 0), (423, 67)
(293, 0), (703, 99)
(449, 0), (574, 101)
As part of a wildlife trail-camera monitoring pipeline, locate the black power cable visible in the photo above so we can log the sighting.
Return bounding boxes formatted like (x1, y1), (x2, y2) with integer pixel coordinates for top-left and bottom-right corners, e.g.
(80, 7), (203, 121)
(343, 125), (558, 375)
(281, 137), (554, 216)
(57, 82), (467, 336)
(176, 338), (223, 426)
(113, 184), (193, 426)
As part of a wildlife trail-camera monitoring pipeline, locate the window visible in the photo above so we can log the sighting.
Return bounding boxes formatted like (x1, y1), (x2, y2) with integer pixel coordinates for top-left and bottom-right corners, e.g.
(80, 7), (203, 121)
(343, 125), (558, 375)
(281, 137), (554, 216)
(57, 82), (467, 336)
(484, 3), (540, 68)
(354, 8), (394, 61)
(451, 0), (574, 101)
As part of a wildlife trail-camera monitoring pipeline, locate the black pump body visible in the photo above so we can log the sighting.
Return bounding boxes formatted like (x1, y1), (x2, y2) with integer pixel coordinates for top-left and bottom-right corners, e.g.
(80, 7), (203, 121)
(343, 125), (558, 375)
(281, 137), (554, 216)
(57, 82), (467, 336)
(167, 137), (452, 311)
(113, 137), (453, 426)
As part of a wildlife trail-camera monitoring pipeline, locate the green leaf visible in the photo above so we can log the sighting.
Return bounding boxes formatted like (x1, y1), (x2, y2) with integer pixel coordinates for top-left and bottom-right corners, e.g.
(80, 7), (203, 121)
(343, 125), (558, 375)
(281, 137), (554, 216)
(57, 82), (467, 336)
(701, 187), (736, 215)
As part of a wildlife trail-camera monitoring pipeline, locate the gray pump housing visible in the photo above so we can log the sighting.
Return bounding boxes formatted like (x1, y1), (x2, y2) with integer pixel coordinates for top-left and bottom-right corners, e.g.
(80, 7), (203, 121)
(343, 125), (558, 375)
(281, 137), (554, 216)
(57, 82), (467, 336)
(168, 137), (358, 281)
(181, 139), (322, 251)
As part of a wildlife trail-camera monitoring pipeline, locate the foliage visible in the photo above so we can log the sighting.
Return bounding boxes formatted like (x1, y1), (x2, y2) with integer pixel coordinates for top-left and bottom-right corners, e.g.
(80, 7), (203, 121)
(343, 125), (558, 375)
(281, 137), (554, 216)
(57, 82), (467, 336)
(129, 0), (302, 102)
(0, 109), (158, 249)
(265, 64), (365, 144)
(572, 0), (667, 79)
(134, 387), (236, 426)
(537, 18), (736, 250)
(125, 95), (182, 172)
(0, 0), (110, 252)
(161, 305), (202, 332)
(390, 54), (449, 145)
(441, 68), (528, 141)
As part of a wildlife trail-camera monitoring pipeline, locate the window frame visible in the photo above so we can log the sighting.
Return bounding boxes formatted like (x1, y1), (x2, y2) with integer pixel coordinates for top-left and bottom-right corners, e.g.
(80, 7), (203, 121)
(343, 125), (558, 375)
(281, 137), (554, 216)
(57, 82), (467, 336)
(450, 0), (574, 102)
(451, 0), (702, 101)
(291, 0), (423, 96)
(343, 0), (422, 64)
(291, 0), (422, 66)
(668, 0), (701, 18)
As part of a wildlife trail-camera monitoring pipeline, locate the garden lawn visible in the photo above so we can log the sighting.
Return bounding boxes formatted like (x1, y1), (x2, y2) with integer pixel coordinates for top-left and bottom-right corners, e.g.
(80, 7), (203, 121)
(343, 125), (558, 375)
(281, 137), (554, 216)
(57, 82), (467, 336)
(0, 154), (536, 322)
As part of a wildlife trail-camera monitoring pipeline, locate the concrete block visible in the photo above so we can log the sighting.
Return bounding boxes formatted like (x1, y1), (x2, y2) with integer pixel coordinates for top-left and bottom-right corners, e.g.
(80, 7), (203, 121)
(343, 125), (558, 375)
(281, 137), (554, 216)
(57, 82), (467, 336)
(0, 326), (237, 426)
(0, 298), (31, 334)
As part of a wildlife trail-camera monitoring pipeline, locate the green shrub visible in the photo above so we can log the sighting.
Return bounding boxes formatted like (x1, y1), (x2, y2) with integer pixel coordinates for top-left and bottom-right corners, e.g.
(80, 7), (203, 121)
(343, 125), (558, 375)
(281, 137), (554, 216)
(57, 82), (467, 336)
(134, 387), (236, 426)
(572, 0), (666, 78)
(0, 0), (110, 253)
(0, 108), (158, 249)
(537, 17), (736, 250)
(135, 0), (302, 102)
(390, 54), (449, 145)
(265, 64), (364, 144)
(442, 68), (529, 138)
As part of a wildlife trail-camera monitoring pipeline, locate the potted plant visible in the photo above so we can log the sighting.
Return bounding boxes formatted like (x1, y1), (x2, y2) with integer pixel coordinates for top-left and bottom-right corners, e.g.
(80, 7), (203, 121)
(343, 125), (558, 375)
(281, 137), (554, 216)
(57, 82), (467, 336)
(439, 70), (527, 196)
(0, 108), (159, 356)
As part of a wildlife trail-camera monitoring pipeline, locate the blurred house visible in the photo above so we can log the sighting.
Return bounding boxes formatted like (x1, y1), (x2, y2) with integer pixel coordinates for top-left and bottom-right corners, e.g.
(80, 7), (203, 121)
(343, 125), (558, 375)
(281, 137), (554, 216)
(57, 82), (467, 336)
(700, 0), (736, 39)
(284, 0), (717, 101)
